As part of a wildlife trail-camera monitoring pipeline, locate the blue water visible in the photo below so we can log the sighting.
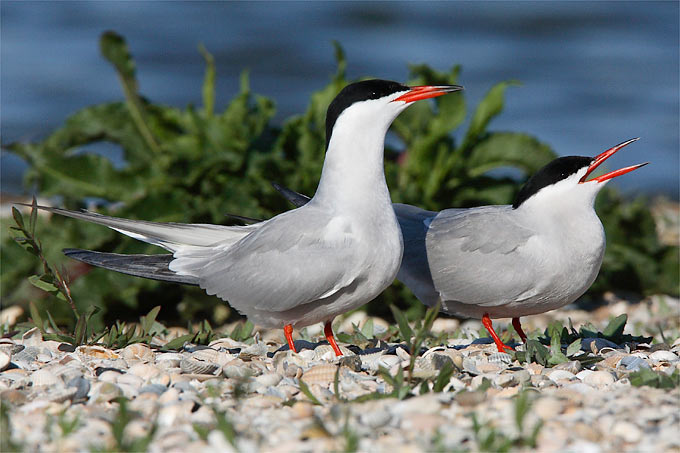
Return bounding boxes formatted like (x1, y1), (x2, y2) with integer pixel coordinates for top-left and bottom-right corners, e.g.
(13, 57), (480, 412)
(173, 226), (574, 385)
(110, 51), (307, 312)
(2, 2), (678, 198)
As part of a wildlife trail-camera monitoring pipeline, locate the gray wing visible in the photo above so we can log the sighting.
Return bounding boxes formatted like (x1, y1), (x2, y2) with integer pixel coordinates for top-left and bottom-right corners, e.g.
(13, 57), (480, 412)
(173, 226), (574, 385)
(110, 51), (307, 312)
(170, 206), (362, 313)
(393, 203), (441, 306)
(22, 204), (253, 252)
(426, 205), (538, 307)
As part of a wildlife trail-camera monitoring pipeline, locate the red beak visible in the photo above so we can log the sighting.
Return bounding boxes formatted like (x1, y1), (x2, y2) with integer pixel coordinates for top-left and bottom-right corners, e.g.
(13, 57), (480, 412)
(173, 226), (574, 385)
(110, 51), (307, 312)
(579, 137), (649, 183)
(392, 85), (463, 103)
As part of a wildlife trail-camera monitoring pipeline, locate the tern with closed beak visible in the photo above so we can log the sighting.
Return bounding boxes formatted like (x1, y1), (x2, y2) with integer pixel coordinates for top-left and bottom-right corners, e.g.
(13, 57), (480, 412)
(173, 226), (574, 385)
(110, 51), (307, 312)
(275, 138), (647, 352)
(25, 79), (462, 356)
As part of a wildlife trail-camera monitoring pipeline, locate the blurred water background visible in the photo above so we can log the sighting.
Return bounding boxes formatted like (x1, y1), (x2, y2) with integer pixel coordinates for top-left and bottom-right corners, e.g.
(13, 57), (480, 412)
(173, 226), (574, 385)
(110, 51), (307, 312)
(1, 1), (678, 199)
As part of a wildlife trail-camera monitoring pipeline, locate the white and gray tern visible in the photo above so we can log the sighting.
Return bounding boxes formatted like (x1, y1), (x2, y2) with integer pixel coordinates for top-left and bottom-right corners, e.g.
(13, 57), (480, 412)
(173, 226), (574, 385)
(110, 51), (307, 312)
(24, 80), (462, 356)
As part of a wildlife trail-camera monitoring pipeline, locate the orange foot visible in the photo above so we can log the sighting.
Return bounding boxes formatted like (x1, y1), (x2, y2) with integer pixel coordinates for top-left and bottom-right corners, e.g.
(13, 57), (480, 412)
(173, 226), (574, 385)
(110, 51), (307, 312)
(482, 314), (515, 353)
(324, 320), (343, 357)
(284, 324), (297, 353)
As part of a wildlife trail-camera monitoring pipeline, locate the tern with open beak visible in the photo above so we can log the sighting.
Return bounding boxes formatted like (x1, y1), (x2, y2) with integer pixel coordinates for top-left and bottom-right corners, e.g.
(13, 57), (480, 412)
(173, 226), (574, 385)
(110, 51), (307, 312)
(274, 138), (647, 352)
(25, 80), (462, 356)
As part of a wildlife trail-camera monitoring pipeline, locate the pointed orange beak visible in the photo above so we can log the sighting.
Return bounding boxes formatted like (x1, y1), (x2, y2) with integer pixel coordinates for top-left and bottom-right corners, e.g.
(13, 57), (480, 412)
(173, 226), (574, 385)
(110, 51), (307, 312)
(579, 137), (649, 183)
(392, 85), (463, 103)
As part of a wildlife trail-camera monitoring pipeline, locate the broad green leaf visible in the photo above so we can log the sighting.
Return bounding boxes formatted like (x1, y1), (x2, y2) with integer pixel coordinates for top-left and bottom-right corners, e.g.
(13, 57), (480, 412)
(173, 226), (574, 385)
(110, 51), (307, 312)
(29, 301), (45, 333)
(390, 305), (413, 343)
(198, 44), (215, 118)
(433, 360), (454, 392)
(141, 306), (161, 334)
(100, 31), (136, 82)
(602, 314), (627, 341)
(461, 80), (519, 151)
(466, 132), (556, 177)
(11, 207), (25, 230)
(566, 338), (582, 356)
(28, 275), (59, 293)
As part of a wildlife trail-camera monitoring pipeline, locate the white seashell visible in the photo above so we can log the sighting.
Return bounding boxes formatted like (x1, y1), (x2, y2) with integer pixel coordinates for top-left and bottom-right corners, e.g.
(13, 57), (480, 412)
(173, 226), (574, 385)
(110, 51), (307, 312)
(547, 369), (576, 383)
(31, 367), (61, 387)
(21, 327), (43, 347)
(88, 381), (123, 404)
(45, 386), (78, 403)
(313, 344), (355, 361)
(649, 350), (678, 363)
(488, 352), (513, 365)
(155, 352), (183, 368)
(190, 348), (230, 367)
(377, 355), (402, 369)
(208, 337), (244, 350)
(255, 373), (282, 388)
(360, 409), (392, 429)
(619, 355), (650, 371)
(128, 363), (162, 380)
(180, 358), (219, 375)
(76, 345), (120, 360)
(462, 358), (480, 375)
(395, 347), (411, 361)
(223, 364), (255, 379)
(0, 350), (10, 371)
(583, 370), (616, 387)
(239, 342), (268, 359)
(300, 364), (338, 385)
(121, 343), (154, 362)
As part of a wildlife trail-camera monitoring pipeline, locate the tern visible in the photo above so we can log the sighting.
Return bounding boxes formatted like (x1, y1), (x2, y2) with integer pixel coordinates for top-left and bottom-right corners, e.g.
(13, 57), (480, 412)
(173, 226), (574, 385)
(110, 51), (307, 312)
(274, 138), (647, 352)
(25, 80), (462, 356)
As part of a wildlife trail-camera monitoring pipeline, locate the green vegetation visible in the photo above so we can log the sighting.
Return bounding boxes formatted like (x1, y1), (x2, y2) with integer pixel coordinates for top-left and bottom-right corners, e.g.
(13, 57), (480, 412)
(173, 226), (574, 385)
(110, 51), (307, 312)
(2, 31), (677, 333)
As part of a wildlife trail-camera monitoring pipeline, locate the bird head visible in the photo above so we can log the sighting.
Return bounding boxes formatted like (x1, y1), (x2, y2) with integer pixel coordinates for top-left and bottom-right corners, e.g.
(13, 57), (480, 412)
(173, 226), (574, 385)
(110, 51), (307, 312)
(325, 80), (462, 150)
(513, 138), (648, 210)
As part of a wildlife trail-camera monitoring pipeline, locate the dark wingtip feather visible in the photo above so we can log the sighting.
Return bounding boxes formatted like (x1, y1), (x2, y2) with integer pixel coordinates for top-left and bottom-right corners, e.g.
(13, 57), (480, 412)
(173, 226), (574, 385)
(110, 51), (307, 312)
(62, 248), (198, 286)
(271, 182), (311, 208)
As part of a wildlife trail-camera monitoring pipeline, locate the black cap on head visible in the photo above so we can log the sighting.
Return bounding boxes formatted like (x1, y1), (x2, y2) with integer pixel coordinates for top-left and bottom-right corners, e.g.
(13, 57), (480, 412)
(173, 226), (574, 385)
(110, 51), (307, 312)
(325, 79), (409, 149)
(513, 156), (593, 208)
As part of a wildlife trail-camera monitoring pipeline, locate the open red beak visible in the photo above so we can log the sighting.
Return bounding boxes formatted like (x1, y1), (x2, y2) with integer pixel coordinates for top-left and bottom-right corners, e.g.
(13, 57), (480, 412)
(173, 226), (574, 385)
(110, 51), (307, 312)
(392, 85), (463, 103)
(579, 137), (648, 183)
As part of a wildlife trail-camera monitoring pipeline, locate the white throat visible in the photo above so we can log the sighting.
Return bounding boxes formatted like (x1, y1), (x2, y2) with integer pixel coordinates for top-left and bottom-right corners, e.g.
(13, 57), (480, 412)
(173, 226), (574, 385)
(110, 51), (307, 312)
(312, 97), (408, 210)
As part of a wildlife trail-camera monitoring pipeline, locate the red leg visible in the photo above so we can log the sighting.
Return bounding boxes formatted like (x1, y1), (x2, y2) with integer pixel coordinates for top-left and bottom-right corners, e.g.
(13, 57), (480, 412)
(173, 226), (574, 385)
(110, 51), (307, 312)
(284, 324), (297, 353)
(512, 317), (528, 343)
(324, 320), (343, 357)
(482, 314), (514, 353)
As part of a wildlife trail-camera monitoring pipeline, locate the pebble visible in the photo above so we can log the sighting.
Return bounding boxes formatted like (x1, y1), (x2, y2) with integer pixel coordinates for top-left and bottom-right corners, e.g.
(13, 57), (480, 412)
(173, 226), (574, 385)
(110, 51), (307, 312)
(547, 369), (576, 383)
(583, 371), (616, 387)
(0, 295), (678, 452)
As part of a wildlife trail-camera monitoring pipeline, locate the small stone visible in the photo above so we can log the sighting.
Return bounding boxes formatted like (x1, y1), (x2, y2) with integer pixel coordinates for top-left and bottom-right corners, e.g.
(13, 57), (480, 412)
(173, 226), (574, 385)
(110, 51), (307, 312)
(360, 409), (391, 429)
(533, 396), (564, 419)
(512, 370), (531, 385)
(547, 369), (576, 383)
(554, 360), (582, 374)
(66, 376), (90, 402)
(455, 390), (485, 407)
(0, 389), (27, 405)
(290, 401), (315, 420)
(0, 350), (10, 372)
(649, 350), (678, 363)
(619, 356), (650, 371)
(493, 374), (516, 388)
(338, 355), (362, 372)
(611, 421), (642, 443)
(89, 382), (123, 404)
(583, 371), (615, 387)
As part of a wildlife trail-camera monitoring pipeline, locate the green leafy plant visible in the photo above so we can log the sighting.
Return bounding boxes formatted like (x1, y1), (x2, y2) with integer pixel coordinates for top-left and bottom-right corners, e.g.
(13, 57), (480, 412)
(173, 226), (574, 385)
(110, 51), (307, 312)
(629, 368), (679, 389)
(3, 30), (676, 332)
